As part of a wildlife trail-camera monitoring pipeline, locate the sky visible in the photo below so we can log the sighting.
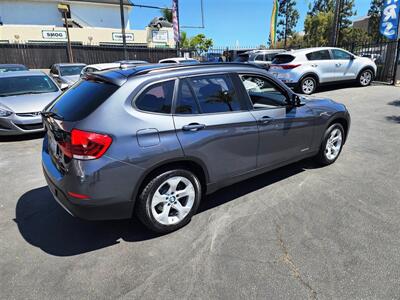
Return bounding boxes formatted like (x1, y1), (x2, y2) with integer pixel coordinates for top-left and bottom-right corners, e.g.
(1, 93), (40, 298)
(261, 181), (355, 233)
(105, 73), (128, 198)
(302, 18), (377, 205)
(129, 0), (371, 46)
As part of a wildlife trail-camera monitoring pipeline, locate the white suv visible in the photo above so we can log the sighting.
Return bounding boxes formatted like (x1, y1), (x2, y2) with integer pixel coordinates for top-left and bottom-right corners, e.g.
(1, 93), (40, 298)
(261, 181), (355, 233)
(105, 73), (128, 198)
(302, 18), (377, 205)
(269, 47), (377, 94)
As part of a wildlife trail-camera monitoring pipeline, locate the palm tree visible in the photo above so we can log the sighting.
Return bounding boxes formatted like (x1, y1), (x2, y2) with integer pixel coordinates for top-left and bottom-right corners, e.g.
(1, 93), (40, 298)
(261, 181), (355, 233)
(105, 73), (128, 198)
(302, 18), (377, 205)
(160, 8), (173, 23)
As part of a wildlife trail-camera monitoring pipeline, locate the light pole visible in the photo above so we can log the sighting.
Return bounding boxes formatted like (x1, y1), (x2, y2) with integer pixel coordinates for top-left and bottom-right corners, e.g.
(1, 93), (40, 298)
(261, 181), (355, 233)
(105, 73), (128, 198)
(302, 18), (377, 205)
(330, 0), (343, 47)
(58, 4), (73, 63)
(119, 0), (128, 60)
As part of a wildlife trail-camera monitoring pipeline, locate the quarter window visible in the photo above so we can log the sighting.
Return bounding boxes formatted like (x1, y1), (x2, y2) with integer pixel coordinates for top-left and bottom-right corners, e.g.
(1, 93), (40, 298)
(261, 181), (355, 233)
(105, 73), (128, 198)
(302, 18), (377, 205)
(306, 50), (331, 60)
(332, 49), (352, 60)
(188, 74), (243, 113)
(135, 80), (175, 114)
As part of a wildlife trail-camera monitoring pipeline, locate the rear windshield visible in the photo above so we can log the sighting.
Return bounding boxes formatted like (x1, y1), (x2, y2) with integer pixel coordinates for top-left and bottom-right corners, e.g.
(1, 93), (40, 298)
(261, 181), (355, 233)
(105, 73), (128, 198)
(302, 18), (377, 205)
(60, 65), (85, 76)
(49, 80), (119, 121)
(234, 54), (249, 63)
(272, 54), (295, 64)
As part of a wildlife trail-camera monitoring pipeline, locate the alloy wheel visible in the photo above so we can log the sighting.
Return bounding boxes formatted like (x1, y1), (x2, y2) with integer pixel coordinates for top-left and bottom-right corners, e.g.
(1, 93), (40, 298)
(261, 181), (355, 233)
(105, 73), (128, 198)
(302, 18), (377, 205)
(151, 176), (195, 225)
(302, 78), (315, 94)
(325, 128), (343, 160)
(360, 71), (372, 86)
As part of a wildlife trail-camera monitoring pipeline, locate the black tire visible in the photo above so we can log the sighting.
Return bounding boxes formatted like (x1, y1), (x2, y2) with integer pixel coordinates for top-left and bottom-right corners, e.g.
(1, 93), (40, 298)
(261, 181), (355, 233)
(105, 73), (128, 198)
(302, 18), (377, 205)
(135, 169), (202, 233)
(357, 69), (373, 87)
(314, 123), (345, 166)
(299, 76), (317, 95)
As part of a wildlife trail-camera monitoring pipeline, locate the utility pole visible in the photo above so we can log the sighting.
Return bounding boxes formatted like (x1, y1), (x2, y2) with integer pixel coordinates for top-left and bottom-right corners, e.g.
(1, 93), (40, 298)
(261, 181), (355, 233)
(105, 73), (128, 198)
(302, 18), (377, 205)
(58, 4), (73, 63)
(119, 0), (128, 60)
(331, 0), (342, 47)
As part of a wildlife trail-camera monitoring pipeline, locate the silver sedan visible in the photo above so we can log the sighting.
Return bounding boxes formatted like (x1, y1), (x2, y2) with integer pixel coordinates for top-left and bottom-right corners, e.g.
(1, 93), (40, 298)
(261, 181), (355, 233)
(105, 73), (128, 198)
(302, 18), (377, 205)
(0, 71), (64, 135)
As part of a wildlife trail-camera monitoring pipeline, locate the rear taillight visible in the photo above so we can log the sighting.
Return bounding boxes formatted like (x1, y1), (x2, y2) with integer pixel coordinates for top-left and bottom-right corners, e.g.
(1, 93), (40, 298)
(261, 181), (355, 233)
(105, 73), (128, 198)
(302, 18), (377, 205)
(59, 129), (112, 160)
(271, 64), (301, 70)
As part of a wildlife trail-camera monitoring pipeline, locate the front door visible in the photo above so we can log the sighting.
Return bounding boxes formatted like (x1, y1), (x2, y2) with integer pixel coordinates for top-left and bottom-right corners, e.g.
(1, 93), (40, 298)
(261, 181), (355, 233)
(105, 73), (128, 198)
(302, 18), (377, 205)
(173, 74), (259, 183)
(237, 73), (315, 168)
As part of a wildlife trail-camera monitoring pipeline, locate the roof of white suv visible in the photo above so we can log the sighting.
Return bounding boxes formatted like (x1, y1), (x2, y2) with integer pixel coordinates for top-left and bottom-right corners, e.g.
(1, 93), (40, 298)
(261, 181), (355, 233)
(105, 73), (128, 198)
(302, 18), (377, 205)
(285, 47), (351, 55)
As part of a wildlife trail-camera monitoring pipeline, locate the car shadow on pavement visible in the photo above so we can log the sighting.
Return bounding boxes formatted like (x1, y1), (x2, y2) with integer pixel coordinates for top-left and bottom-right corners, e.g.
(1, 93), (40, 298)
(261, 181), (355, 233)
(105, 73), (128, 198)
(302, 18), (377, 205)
(0, 132), (44, 142)
(15, 158), (319, 257)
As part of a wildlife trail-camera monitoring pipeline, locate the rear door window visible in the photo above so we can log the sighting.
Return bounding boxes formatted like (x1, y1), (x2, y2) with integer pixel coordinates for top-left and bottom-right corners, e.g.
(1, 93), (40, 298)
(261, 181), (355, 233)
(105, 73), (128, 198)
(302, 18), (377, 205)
(49, 80), (119, 121)
(306, 50), (331, 60)
(135, 80), (175, 114)
(187, 74), (244, 113)
(175, 80), (200, 114)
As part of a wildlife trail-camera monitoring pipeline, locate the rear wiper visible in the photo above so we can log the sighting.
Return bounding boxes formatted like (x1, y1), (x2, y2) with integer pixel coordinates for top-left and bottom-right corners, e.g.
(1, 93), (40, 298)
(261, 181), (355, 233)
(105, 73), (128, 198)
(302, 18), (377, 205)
(41, 111), (64, 120)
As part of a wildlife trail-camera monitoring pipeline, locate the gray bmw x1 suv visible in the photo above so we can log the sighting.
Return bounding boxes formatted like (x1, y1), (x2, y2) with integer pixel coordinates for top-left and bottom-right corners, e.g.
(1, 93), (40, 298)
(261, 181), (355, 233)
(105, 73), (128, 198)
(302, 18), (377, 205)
(42, 63), (350, 233)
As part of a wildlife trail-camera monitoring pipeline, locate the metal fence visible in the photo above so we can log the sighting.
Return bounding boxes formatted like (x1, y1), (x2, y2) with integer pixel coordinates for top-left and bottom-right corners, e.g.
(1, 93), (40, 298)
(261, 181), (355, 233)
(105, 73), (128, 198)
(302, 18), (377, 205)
(0, 43), (178, 69)
(204, 41), (400, 84)
(1, 41), (399, 84)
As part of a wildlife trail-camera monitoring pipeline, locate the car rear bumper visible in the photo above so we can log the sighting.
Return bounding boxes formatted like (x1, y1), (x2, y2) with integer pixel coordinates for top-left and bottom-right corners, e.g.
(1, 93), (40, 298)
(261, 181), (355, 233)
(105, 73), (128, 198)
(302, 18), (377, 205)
(41, 137), (138, 221)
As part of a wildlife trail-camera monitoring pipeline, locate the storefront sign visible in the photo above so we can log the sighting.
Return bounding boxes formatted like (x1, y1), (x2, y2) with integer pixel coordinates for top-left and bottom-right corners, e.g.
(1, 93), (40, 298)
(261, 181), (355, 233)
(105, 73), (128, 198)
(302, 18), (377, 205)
(112, 33), (134, 41)
(42, 30), (67, 39)
(152, 30), (168, 43)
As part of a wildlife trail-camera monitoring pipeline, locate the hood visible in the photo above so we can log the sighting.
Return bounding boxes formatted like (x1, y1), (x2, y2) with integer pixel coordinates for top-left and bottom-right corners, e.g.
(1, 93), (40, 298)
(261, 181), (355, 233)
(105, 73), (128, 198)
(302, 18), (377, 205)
(61, 75), (80, 85)
(0, 91), (62, 113)
(302, 96), (346, 112)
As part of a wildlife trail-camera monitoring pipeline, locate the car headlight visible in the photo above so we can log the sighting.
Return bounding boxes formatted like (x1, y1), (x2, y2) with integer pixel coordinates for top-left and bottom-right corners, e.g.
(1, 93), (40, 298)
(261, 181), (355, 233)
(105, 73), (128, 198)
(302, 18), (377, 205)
(0, 108), (13, 117)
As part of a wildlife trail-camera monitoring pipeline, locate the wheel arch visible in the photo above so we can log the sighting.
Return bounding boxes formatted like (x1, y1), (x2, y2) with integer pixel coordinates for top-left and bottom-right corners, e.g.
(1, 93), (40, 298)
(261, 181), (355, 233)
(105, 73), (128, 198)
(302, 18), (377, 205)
(327, 117), (349, 144)
(131, 157), (209, 209)
(300, 72), (320, 85)
(357, 66), (375, 79)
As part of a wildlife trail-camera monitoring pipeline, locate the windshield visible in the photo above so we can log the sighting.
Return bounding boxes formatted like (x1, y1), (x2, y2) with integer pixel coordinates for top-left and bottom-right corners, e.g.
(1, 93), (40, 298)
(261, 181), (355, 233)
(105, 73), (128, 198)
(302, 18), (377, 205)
(234, 54), (249, 63)
(0, 66), (28, 72)
(60, 65), (85, 76)
(0, 75), (58, 97)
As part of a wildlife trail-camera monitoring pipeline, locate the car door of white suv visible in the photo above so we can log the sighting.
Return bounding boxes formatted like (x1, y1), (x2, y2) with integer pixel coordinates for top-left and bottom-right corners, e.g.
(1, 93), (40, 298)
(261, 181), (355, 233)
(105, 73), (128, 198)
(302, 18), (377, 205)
(305, 50), (335, 83)
(331, 49), (359, 81)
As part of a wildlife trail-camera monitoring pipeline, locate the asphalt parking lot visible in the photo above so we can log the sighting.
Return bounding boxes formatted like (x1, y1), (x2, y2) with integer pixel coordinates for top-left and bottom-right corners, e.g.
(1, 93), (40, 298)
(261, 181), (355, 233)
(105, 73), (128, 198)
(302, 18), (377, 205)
(1, 84), (400, 299)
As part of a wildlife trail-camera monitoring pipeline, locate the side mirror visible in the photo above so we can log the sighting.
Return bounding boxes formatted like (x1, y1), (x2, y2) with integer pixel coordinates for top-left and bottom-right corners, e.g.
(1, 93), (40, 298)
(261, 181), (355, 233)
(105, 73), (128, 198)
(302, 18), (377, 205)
(350, 55), (355, 60)
(52, 73), (59, 78)
(292, 94), (301, 106)
(60, 83), (69, 91)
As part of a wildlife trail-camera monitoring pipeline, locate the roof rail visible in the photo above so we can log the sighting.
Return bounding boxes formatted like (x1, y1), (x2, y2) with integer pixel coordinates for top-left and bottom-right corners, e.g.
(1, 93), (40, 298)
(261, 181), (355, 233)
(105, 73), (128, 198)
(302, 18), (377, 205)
(131, 62), (262, 77)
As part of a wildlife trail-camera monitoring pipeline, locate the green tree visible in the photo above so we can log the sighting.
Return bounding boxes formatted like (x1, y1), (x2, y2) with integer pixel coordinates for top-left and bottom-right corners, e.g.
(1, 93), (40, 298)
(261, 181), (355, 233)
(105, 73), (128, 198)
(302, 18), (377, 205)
(304, 0), (356, 45)
(368, 0), (383, 40)
(189, 34), (213, 54)
(304, 11), (334, 46)
(180, 31), (190, 48)
(277, 0), (300, 48)
(307, 0), (333, 16)
(160, 7), (173, 23)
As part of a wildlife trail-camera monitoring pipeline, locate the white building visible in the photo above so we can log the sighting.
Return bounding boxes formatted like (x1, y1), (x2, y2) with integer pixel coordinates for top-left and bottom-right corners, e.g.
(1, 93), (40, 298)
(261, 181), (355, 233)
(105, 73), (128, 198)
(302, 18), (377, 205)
(0, 0), (175, 47)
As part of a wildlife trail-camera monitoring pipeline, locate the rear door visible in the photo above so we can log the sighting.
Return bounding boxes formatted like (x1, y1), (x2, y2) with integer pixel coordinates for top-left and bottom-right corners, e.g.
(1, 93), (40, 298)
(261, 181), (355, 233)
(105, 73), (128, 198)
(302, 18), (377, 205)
(331, 49), (358, 81)
(305, 50), (334, 83)
(173, 74), (259, 183)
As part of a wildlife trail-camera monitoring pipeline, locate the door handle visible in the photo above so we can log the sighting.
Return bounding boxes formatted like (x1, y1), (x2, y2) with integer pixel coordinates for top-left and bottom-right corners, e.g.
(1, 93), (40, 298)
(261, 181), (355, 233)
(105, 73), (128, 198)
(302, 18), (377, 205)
(258, 116), (273, 125)
(311, 64), (318, 67)
(336, 63), (342, 67)
(182, 123), (206, 131)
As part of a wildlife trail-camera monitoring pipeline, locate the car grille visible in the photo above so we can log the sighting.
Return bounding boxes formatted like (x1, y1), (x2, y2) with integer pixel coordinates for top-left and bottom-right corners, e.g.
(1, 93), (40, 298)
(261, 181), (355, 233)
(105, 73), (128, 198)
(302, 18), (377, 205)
(15, 123), (44, 131)
(16, 112), (41, 117)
